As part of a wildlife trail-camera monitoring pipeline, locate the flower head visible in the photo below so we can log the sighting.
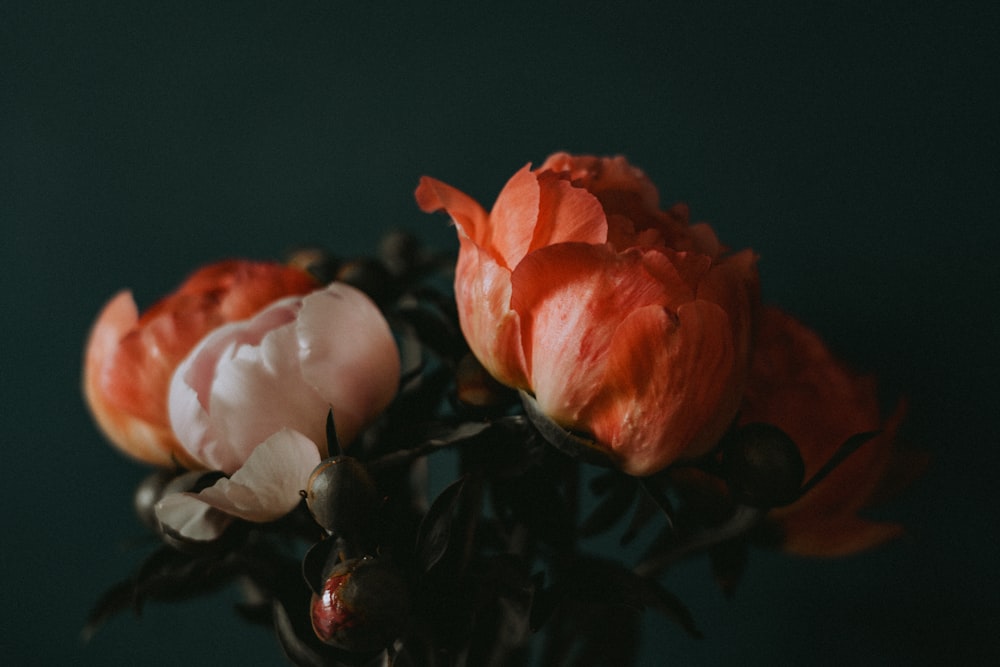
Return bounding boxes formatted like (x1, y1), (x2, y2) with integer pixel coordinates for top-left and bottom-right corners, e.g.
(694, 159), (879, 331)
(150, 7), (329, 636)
(742, 307), (927, 556)
(417, 153), (759, 475)
(155, 282), (400, 541)
(83, 261), (318, 468)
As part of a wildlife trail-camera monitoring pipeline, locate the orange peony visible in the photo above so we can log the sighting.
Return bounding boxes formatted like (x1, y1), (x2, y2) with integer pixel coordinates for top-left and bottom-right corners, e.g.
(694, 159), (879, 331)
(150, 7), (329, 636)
(742, 307), (927, 556)
(83, 260), (318, 468)
(417, 153), (759, 475)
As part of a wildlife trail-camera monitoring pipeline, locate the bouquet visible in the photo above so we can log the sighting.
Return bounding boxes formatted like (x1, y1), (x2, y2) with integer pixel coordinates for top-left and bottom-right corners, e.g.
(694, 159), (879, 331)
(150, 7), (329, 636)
(82, 153), (924, 666)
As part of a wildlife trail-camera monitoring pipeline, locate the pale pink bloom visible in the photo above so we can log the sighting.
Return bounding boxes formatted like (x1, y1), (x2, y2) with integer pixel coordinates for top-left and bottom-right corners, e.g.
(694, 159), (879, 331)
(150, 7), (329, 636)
(156, 282), (400, 541)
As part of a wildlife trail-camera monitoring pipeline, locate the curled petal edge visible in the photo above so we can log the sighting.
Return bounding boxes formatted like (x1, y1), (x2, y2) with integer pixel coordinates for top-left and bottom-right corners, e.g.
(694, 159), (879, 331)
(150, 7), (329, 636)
(153, 429), (321, 542)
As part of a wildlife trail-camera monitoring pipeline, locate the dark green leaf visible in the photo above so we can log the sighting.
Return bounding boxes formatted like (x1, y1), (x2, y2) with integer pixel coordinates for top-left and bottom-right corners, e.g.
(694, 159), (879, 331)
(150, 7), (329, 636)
(637, 477), (676, 533)
(81, 579), (136, 642)
(414, 476), (468, 572)
(619, 492), (660, 546)
(520, 391), (615, 468)
(710, 539), (748, 597)
(579, 478), (637, 538)
(302, 539), (336, 595)
(326, 408), (341, 457)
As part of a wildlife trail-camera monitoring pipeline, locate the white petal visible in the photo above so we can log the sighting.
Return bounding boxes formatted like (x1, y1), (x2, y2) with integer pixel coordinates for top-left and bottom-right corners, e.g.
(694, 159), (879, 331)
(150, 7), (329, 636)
(191, 429), (322, 522)
(297, 283), (400, 445)
(154, 492), (233, 543)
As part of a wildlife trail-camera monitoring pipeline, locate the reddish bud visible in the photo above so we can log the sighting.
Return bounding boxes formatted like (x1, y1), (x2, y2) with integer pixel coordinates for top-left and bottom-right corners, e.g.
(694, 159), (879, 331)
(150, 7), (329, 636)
(310, 557), (409, 653)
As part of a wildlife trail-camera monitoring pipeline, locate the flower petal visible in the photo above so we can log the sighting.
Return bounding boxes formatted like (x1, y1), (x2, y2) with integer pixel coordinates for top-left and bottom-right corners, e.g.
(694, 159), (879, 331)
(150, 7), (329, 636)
(169, 297), (307, 472)
(190, 429), (321, 522)
(415, 175), (491, 250)
(487, 164), (542, 268)
(772, 515), (905, 558)
(742, 307), (881, 475)
(84, 261), (317, 469)
(205, 319), (331, 472)
(153, 429), (321, 542)
(84, 291), (198, 467)
(154, 492), (233, 543)
(510, 244), (683, 424)
(528, 171), (608, 254)
(454, 236), (530, 389)
(744, 307), (926, 556)
(490, 164), (609, 268)
(580, 300), (737, 475)
(297, 283), (401, 445)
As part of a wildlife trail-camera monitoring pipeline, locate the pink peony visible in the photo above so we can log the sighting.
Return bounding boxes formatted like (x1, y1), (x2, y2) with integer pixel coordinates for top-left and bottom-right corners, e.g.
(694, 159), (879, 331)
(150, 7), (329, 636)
(155, 282), (400, 541)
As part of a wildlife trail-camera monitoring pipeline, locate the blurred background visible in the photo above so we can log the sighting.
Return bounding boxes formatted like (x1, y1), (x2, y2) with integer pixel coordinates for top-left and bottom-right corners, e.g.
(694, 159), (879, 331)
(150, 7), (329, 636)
(3, 1), (997, 664)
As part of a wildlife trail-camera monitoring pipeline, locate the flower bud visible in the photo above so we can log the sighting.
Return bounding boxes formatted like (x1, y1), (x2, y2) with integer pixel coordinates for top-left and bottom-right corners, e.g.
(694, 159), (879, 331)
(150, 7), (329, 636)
(721, 423), (804, 508)
(336, 258), (393, 303)
(133, 469), (176, 530)
(455, 353), (514, 408)
(285, 246), (340, 284)
(377, 229), (423, 277)
(305, 457), (379, 536)
(310, 557), (409, 652)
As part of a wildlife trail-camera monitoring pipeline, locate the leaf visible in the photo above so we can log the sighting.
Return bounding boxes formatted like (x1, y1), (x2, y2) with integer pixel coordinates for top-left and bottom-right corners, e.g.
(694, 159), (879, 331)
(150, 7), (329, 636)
(637, 477), (676, 532)
(130, 546), (239, 612)
(528, 572), (555, 632)
(619, 492), (660, 546)
(564, 556), (702, 639)
(710, 539), (748, 597)
(520, 391), (615, 468)
(414, 476), (468, 572)
(392, 319), (425, 388)
(326, 408), (341, 457)
(579, 478), (637, 538)
(490, 468), (574, 553)
(81, 579), (136, 642)
(463, 555), (536, 667)
(799, 430), (880, 497)
(302, 539), (337, 595)
(273, 597), (330, 667)
(83, 544), (247, 641)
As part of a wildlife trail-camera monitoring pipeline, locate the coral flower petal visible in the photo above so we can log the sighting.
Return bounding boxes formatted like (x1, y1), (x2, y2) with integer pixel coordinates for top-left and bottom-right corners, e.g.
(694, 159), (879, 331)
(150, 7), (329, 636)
(510, 244), (682, 424)
(528, 171), (608, 254)
(83, 261), (317, 468)
(744, 307), (927, 556)
(582, 300), (736, 476)
(453, 236), (530, 389)
(415, 176), (491, 250)
(84, 291), (193, 467)
(488, 164), (543, 268)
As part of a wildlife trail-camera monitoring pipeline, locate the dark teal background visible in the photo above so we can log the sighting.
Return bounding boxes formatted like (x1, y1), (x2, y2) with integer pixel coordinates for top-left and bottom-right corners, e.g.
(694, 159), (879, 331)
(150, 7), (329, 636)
(3, 1), (998, 664)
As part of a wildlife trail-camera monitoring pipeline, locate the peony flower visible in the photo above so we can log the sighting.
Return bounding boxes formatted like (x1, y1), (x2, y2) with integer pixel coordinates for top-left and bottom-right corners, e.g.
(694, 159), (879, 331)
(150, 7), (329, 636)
(155, 282), (400, 541)
(416, 153), (759, 475)
(741, 307), (927, 556)
(83, 260), (318, 468)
